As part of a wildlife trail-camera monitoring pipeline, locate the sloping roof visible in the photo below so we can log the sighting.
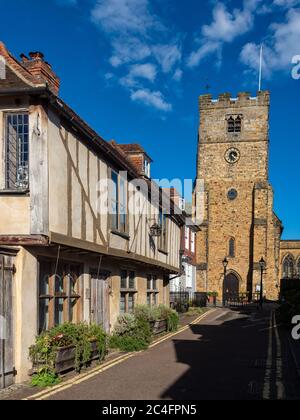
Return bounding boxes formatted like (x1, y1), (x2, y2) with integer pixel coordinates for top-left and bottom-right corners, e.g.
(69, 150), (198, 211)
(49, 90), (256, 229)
(118, 143), (153, 162)
(0, 42), (45, 89)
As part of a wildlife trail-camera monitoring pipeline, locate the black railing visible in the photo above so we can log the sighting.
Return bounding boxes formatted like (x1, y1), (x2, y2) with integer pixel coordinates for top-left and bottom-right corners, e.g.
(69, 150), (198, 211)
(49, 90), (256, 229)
(170, 291), (207, 313)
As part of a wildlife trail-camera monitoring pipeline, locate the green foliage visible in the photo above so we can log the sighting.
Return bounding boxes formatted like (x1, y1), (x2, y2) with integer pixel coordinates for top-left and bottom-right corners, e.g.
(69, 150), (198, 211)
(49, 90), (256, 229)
(29, 323), (107, 380)
(113, 314), (136, 336)
(207, 291), (218, 297)
(110, 313), (152, 352)
(166, 310), (179, 332)
(31, 367), (61, 388)
(186, 307), (207, 317)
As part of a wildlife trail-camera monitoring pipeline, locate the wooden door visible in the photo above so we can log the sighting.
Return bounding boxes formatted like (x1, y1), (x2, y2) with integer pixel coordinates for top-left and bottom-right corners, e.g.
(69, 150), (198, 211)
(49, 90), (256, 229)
(90, 272), (110, 333)
(0, 254), (15, 389)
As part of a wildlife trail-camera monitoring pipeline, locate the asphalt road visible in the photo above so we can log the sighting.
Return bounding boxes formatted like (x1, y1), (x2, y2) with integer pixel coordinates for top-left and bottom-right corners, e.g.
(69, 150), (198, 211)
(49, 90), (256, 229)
(35, 305), (300, 400)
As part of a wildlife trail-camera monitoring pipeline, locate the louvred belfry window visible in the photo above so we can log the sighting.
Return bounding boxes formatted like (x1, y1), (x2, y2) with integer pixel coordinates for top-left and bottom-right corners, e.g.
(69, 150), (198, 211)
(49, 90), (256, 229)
(227, 115), (242, 134)
(6, 113), (29, 190)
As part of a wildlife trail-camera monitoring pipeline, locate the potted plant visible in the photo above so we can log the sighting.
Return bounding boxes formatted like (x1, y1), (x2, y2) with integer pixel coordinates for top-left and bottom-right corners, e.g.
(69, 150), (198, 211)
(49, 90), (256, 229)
(207, 291), (218, 306)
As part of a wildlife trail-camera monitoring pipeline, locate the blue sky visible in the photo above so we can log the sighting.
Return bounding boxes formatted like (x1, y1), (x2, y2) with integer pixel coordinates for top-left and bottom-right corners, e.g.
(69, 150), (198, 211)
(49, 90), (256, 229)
(0, 0), (299, 238)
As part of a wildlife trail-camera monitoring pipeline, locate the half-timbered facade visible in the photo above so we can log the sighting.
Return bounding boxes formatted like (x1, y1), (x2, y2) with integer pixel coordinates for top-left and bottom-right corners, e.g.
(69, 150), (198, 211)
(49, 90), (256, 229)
(0, 43), (184, 385)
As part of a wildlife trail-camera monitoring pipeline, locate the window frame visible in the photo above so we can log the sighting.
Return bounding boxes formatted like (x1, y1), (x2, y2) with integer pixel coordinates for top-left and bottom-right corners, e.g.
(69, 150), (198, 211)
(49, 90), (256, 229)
(110, 169), (128, 235)
(38, 260), (82, 333)
(227, 115), (242, 134)
(4, 112), (30, 191)
(119, 270), (137, 314)
(147, 274), (159, 307)
(158, 210), (168, 252)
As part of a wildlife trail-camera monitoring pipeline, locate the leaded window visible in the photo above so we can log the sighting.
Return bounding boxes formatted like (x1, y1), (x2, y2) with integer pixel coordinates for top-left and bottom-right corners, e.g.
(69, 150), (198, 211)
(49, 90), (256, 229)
(227, 115), (242, 134)
(283, 255), (294, 279)
(229, 238), (235, 258)
(5, 113), (29, 190)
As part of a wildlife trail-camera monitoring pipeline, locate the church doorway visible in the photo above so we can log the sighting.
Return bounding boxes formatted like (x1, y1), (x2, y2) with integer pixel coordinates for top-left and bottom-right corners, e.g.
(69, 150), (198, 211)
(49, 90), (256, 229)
(223, 273), (240, 305)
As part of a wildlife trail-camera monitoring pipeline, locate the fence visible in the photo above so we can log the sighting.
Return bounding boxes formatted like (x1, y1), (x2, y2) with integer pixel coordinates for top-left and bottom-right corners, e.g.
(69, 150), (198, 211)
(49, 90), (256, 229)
(170, 291), (208, 313)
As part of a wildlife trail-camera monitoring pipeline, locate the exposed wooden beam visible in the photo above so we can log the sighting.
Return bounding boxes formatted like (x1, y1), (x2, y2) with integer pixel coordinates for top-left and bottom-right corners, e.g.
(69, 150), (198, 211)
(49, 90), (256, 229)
(0, 235), (49, 246)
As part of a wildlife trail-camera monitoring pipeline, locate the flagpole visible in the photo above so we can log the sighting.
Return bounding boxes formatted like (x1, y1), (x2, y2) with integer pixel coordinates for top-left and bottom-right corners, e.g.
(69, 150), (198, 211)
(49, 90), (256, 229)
(259, 44), (263, 91)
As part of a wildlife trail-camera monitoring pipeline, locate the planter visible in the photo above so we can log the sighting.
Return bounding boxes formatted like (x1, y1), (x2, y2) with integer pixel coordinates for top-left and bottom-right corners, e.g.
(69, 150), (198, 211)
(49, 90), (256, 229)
(149, 319), (168, 335)
(55, 345), (76, 374)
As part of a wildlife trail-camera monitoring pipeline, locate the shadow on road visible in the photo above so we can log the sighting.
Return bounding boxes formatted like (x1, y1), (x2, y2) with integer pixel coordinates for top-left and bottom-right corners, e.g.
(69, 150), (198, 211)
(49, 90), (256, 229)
(161, 306), (300, 400)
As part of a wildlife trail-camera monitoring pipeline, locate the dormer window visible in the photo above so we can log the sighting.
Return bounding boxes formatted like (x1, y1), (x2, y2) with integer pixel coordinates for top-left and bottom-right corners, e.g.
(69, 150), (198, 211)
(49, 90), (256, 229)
(144, 158), (151, 178)
(227, 115), (242, 134)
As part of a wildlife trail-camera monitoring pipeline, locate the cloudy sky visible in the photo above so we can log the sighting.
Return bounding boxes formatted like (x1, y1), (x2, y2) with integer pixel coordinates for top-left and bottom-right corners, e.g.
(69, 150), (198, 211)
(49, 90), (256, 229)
(0, 0), (299, 238)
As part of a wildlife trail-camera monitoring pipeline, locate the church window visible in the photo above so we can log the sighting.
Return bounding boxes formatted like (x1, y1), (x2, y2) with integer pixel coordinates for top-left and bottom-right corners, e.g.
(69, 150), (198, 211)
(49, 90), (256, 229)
(227, 115), (242, 134)
(229, 238), (235, 258)
(283, 255), (294, 278)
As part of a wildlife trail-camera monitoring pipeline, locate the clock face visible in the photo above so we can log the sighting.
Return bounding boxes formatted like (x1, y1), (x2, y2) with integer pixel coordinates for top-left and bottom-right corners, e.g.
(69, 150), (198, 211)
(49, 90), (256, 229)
(225, 148), (240, 164)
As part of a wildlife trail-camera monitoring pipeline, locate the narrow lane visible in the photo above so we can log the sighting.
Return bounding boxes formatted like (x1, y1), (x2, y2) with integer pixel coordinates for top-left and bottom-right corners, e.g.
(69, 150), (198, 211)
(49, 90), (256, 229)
(39, 305), (300, 400)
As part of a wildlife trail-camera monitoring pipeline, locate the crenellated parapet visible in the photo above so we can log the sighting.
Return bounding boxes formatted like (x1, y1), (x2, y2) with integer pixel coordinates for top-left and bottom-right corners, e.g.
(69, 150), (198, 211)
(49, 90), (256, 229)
(199, 91), (270, 110)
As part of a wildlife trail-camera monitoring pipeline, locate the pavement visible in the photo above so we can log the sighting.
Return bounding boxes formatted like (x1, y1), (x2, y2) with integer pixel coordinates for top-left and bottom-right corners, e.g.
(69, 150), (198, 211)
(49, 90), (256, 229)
(3, 304), (300, 400)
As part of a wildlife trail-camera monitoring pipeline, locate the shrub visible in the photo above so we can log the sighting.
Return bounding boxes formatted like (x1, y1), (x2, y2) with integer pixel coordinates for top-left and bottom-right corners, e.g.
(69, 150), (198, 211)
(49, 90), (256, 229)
(166, 310), (179, 332)
(110, 314), (152, 352)
(29, 323), (107, 384)
(186, 307), (207, 317)
(31, 367), (61, 388)
(113, 314), (136, 336)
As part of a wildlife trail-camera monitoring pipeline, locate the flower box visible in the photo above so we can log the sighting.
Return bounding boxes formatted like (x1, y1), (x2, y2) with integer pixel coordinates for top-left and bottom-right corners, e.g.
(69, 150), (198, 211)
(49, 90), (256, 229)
(149, 319), (168, 335)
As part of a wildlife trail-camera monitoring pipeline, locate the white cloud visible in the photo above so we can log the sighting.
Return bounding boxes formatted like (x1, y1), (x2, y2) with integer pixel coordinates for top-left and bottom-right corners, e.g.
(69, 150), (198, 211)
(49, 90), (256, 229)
(152, 43), (182, 73)
(273, 0), (300, 7)
(91, 0), (181, 112)
(91, 0), (153, 34)
(173, 69), (183, 82)
(120, 63), (157, 88)
(187, 0), (262, 68)
(240, 8), (300, 77)
(131, 89), (172, 112)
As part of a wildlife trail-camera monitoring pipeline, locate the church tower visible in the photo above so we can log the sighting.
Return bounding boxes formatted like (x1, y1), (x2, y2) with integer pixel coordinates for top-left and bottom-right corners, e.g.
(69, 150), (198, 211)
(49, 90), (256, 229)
(195, 91), (282, 301)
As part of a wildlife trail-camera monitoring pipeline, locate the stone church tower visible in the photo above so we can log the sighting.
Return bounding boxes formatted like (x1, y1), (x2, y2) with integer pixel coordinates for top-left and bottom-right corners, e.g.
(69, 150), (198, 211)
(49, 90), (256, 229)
(195, 91), (283, 301)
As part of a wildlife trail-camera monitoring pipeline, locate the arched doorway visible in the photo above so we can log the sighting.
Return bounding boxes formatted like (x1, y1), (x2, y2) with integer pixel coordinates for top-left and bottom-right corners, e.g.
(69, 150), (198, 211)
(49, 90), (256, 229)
(223, 273), (240, 305)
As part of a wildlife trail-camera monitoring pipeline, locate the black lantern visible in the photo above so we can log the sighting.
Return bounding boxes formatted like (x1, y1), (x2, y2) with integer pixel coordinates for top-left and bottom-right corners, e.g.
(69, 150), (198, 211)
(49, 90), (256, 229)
(223, 257), (229, 269)
(150, 223), (162, 237)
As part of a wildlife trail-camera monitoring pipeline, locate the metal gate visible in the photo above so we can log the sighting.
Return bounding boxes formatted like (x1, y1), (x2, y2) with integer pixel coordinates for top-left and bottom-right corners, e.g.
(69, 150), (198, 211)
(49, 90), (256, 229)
(0, 254), (15, 389)
(90, 272), (110, 333)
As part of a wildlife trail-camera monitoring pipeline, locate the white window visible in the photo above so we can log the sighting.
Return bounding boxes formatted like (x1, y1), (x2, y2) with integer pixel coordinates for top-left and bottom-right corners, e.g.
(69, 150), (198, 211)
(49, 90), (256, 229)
(185, 227), (190, 251)
(144, 159), (151, 177)
(191, 231), (195, 253)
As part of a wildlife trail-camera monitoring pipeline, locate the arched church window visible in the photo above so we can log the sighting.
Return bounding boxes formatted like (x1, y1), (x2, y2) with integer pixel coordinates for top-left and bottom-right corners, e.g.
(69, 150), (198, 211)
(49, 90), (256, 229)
(229, 238), (235, 258)
(283, 255), (294, 278)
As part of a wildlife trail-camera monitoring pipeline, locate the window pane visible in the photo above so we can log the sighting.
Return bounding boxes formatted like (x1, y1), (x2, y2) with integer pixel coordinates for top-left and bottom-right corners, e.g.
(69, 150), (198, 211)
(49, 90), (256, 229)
(147, 276), (152, 291)
(153, 276), (157, 290)
(54, 298), (64, 325)
(153, 293), (158, 306)
(111, 172), (119, 229)
(69, 298), (78, 323)
(120, 293), (126, 314)
(120, 177), (127, 232)
(55, 275), (64, 294)
(121, 271), (127, 289)
(128, 294), (134, 313)
(39, 299), (50, 333)
(129, 272), (135, 289)
(6, 113), (29, 190)
(39, 274), (50, 295)
(147, 293), (151, 307)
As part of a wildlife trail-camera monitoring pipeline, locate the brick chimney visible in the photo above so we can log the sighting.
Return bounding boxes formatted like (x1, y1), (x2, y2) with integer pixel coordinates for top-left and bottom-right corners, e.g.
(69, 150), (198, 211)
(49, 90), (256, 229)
(20, 51), (60, 95)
